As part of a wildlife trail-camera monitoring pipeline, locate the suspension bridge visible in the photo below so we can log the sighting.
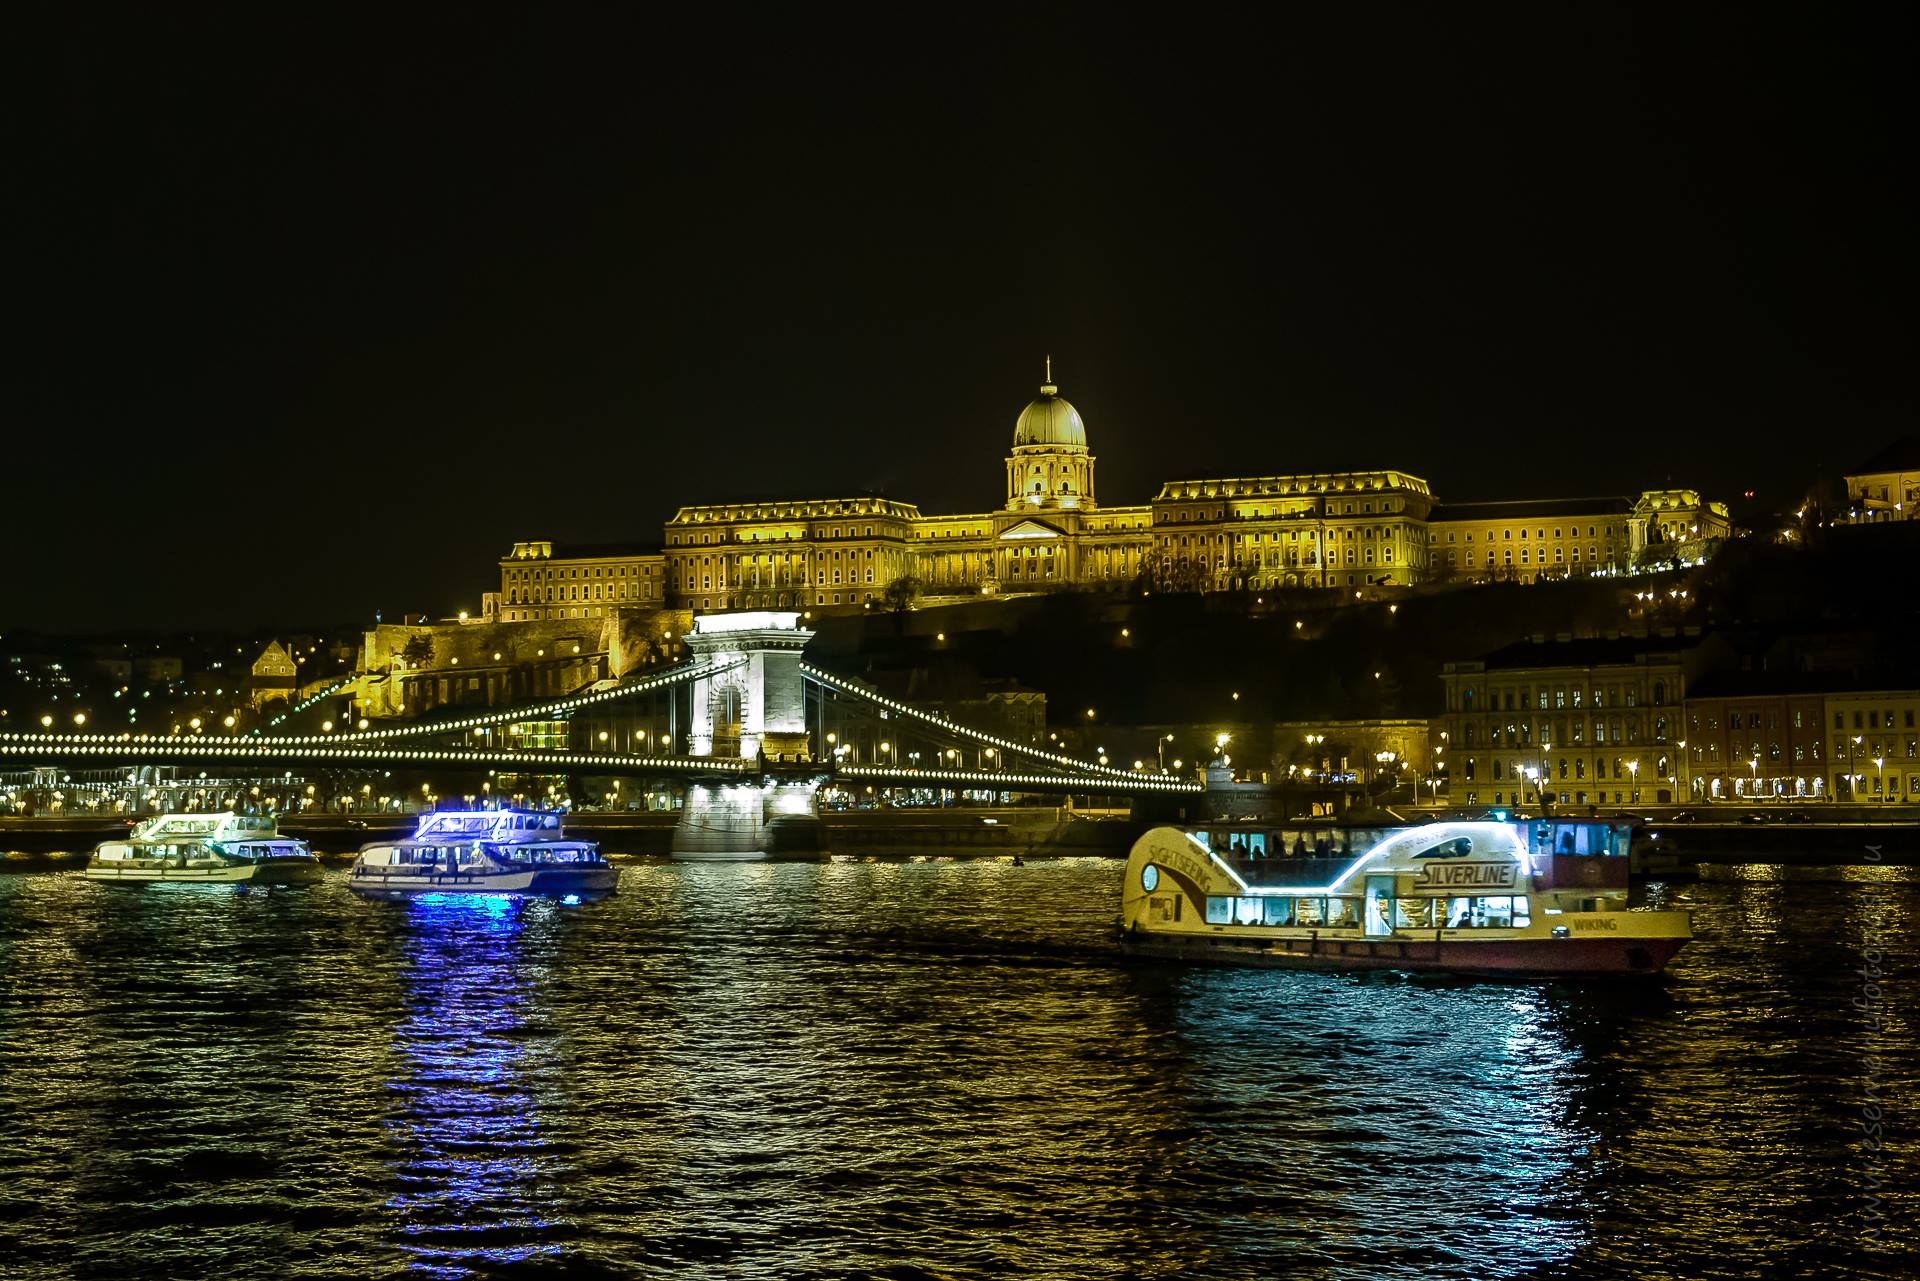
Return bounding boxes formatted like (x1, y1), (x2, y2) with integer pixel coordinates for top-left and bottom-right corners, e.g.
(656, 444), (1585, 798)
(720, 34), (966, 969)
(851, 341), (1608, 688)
(0, 611), (1200, 853)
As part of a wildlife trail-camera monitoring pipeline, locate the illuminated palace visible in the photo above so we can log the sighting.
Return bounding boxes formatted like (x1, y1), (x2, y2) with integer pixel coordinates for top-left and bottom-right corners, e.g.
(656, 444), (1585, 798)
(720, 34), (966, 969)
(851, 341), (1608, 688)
(494, 364), (1731, 621)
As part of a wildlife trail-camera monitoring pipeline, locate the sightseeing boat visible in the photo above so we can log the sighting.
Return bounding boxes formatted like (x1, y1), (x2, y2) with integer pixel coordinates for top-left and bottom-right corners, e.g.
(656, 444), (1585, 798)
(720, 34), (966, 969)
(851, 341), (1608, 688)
(1121, 818), (1690, 977)
(348, 808), (616, 898)
(85, 811), (322, 884)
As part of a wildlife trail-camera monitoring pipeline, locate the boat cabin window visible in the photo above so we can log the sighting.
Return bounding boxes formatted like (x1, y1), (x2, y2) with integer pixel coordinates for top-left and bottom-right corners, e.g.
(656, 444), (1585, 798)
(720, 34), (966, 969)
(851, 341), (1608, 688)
(1394, 898), (1435, 929)
(1530, 823), (1625, 858)
(1202, 895), (1361, 929)
(1413, 837), (1474, 859)
(1445, 896), (1531, 928)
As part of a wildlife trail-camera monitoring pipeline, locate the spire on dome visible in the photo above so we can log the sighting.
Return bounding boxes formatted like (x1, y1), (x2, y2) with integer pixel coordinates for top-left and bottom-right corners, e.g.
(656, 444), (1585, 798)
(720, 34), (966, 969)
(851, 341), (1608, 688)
(1040, 355), (1057, 396)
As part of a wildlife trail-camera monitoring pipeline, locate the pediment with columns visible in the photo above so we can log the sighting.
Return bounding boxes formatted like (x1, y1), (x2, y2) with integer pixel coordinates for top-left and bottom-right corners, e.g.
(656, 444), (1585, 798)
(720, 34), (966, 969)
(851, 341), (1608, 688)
(997, 518), (1068, 540)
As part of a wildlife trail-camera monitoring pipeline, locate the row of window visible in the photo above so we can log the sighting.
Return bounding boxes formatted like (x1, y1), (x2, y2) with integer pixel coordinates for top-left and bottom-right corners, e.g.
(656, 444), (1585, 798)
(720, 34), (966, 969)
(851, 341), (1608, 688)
(1837, 709), (1918, 730)
(1462, 684), (1662, 711)
(1464, 756), (1671, 782)
(504, 563), (656, 583)
(507, 581), (659, 605)
(1832, 737), (1920, 759)
(1202, 894), (1532, 930)
(1436, 525), (1616, 543)
(1446, 545), (1612, 568)
(1463, 716), (1666, 747)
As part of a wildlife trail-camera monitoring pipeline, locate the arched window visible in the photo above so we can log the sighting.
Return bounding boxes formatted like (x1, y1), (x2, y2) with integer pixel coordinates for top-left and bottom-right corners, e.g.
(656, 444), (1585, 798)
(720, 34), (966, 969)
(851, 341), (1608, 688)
(1653, 681), (1666, 706)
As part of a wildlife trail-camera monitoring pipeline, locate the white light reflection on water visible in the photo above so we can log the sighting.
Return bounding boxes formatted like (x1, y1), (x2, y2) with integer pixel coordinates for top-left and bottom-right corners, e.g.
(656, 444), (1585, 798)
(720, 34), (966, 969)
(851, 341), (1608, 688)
(1162, 970), (1594, 1276)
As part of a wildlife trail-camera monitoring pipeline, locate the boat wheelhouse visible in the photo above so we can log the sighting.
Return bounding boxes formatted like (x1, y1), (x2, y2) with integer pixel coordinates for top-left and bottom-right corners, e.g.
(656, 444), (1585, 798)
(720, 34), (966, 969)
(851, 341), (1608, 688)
(1121, 819), (1689, 977)
(85, 812), (321, 884)
(348, 808), (616, 899)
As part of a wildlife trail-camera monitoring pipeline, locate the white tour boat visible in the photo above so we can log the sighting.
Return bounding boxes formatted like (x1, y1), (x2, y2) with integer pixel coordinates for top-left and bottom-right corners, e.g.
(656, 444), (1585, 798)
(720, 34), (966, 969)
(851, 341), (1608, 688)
(85, 812), (322, 884)
(348, 808), (617, 898)
(1121, 818), (1690, 977)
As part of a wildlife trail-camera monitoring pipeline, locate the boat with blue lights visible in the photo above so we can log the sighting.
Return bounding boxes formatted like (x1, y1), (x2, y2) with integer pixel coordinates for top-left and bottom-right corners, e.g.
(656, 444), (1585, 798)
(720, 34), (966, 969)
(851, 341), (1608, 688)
(85, 812), (322, 884)
(1121, 819), (1690, 977)
(348, 808), (616, 898)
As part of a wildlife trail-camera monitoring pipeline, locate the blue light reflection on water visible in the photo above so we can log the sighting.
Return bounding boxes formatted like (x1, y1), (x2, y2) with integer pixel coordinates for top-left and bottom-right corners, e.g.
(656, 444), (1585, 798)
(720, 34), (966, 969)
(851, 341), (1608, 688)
(385, 892), (567, 1279)
(3, 857), (1916, 1280)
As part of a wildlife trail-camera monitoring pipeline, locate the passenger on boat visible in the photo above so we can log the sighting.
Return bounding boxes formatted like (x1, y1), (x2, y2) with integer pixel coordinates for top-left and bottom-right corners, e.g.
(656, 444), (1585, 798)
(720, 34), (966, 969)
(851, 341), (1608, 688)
(1294, 836), (1309, 858)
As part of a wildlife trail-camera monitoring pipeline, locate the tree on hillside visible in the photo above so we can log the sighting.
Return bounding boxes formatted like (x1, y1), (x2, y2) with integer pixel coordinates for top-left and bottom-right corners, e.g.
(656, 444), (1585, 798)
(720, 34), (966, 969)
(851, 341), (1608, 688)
(398, 635), (434, 670)
(881, 574), (924, 614)
(881, 575), (924, 635)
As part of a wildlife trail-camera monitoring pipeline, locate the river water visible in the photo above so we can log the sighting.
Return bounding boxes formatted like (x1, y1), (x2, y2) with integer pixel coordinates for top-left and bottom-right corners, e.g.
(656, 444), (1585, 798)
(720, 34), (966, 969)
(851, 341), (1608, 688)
(0, 854), (1914, 1280)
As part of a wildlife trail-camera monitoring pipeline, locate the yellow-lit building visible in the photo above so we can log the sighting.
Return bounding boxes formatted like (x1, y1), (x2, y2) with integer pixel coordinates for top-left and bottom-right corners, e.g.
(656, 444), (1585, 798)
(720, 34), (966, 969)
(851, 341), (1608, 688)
(1441, 636), (1697, 808)
(1428, 498), (1635, 583)
(499, 541), (666, 622)
(1825, 690), (1920, 801)
(498, 363), (1730, 612)
(1843, 436), (1920, 522)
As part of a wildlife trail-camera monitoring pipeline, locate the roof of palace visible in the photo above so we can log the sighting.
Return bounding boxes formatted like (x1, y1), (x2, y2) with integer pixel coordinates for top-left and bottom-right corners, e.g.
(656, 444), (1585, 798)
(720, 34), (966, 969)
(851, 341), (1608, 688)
(1429, 496), (1634, 522)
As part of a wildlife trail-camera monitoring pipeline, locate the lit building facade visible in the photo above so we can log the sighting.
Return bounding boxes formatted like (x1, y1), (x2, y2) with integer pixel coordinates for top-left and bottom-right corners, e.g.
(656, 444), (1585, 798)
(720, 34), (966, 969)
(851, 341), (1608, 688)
(499, 541), (666, 622)
(1444, 638), (1918, 805)
(1824, 691), (1920, 801)
(1843, 436), (1920, 522)
(1441, 637), (1696, 809)
(1681, 685), (1829, 801)
(498, 364), (1730, 612)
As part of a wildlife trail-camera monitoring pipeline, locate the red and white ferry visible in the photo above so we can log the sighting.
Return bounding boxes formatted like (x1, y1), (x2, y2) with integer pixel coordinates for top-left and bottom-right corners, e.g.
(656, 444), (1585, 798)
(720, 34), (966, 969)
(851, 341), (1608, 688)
(1121, 819), (1690, 977)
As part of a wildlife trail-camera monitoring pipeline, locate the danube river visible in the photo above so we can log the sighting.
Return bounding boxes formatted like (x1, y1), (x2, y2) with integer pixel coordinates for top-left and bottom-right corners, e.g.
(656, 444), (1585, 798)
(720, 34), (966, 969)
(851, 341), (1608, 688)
(1, 855), (1913, 1280)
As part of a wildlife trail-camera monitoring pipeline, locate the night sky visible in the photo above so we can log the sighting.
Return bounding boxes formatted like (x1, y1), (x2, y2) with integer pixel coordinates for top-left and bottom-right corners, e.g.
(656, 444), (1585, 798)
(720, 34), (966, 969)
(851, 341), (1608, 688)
(11, 7), (1912, 631)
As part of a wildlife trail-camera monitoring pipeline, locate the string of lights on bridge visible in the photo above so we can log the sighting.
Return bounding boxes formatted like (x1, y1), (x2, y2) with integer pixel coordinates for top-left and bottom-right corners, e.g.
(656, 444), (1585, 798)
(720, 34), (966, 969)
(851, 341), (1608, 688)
(254, 676), (355, 734)
(2, 657), (1190, 793)
(835, 763), (1201, 794)
(308, 658), (745, 744)
(0, 733), (752, 775)
(802, 664), (1147, 783)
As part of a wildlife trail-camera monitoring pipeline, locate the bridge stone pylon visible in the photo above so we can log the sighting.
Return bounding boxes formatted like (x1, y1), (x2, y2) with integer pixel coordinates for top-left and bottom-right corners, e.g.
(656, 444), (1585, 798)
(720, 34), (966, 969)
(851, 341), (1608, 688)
(674, 611), (825, 859)
(682, 611), (815, 761)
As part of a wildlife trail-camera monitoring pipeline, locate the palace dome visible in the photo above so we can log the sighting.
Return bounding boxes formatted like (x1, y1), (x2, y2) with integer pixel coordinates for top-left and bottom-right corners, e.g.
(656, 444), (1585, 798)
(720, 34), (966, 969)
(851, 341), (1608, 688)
(1013, 365), (1087, 450)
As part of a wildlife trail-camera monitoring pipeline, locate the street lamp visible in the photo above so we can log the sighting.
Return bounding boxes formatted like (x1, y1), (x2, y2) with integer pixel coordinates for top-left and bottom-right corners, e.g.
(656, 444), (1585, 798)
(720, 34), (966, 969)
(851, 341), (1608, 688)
(1157, 733), (1175, 772)
(1628, 758), (1640, 804)
(1874, 756), (1886, 801)
(1748, 756), (1759, 799)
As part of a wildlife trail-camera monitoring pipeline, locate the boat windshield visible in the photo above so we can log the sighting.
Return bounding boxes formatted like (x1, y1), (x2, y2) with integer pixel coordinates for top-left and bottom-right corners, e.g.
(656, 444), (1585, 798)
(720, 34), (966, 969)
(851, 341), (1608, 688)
(417, 814), (500, 837)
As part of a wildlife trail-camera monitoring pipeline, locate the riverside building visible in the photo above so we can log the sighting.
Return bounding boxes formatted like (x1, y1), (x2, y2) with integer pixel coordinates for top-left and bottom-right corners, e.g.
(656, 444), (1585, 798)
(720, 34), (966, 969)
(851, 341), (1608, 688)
(498, 364), (1730, 616)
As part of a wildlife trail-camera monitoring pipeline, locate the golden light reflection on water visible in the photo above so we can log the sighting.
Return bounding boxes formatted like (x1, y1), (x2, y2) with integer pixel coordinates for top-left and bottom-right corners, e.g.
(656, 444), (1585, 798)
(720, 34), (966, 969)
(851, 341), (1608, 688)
(0, 856), (1913, 1280)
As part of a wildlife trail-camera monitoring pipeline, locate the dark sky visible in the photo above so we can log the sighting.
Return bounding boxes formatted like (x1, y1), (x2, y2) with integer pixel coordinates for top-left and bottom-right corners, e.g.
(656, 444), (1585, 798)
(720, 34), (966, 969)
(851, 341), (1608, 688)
(10, 6), (1913, 631)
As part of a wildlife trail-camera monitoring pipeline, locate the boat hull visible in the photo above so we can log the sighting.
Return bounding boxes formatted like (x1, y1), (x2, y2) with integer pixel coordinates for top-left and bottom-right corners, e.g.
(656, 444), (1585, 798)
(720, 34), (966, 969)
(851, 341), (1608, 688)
(82, 860), (323, 885)
(1121, 928), (1686, 977)
(347, 866), (618, 898)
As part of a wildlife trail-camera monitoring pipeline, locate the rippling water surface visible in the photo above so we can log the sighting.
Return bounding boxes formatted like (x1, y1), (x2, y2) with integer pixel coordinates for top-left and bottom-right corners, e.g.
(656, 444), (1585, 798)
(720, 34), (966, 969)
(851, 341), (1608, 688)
(1, 855), (1915, 1279)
